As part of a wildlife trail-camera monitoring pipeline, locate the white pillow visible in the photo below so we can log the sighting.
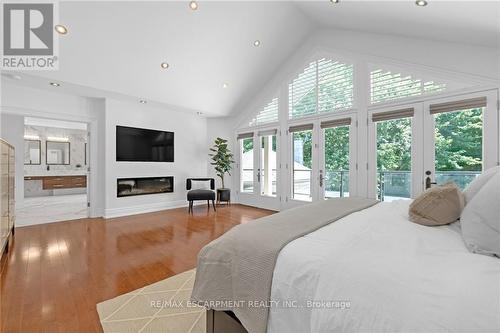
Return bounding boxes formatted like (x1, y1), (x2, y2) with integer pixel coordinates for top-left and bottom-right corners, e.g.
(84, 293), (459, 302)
(463, 166), (500, 204)
(460, 172), (500, 257)
(191, 180), (211, 190)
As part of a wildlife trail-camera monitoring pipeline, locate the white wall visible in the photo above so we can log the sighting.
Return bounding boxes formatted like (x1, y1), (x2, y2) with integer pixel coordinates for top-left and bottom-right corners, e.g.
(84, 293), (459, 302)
(206, 117), (237, 190)
(1, 114), (25, 208)
(104, 98), (208, 218)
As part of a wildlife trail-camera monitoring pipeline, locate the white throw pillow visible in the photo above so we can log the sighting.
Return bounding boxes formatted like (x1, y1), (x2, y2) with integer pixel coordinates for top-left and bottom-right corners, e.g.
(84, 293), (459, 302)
(191, 180), (211, 190)
(460, 172), (500, 257)
(463, 166), (500, 204)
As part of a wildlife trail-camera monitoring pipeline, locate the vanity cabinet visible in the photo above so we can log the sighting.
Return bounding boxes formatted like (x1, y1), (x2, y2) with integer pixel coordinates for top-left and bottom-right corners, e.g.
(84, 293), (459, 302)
(24, 175), (87, 189)
(1, 139), (15, 260)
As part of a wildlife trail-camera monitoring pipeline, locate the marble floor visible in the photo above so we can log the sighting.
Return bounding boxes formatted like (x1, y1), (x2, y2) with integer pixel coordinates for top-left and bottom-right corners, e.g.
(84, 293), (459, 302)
(16, 194), (88, 226)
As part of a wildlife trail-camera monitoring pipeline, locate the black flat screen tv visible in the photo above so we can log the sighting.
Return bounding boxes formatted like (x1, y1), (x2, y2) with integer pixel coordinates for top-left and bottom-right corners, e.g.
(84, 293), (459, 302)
(116, 126), (174, 162)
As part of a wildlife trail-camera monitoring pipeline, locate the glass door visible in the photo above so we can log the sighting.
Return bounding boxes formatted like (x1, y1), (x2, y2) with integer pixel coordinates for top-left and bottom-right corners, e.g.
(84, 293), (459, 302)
(319, 116), (355, 199)
(258, 130), (278, 198)
(289, 124), (315, 202)
(423, 91), (499, 191)
(237, 129), (281, 210)
(368, 104), (422, 201)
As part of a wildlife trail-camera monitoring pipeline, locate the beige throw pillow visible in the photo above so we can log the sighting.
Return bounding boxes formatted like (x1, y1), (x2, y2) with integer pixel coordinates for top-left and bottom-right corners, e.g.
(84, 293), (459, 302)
(409, 183), (465, 226)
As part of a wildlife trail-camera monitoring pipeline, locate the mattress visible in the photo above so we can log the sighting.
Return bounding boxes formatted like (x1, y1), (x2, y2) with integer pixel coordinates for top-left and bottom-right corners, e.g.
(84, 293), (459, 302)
(267, 200), (500, 333)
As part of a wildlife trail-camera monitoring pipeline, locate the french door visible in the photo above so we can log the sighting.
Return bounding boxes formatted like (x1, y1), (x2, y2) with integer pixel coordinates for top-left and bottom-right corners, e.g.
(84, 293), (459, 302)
(369, 90), (498, 200)
(286, 113), (357, 208)
(422, 90), (499, 191)
(237, 128), (281, 210)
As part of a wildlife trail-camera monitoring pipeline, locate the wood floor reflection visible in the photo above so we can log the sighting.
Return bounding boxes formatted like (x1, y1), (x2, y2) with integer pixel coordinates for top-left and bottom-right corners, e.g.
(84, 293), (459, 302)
(0, 204), (274, 333)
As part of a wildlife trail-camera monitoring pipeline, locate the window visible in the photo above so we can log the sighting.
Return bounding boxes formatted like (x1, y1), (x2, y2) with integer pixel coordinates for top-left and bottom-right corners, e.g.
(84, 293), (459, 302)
(371, 68), (446, 104)
(259, 131), (277, 196)
(289, 58), (353, 119)
(238, 134), (254, 193)
(290, 125), (313, 201)
(373, 109), (414, 201)
(430, 97), (486, 190)
(322, 119), (351, 198)
(249, 97), (278, 127)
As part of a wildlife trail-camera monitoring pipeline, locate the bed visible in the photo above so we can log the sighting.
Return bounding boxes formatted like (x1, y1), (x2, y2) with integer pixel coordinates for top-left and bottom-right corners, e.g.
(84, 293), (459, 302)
(192, 198), (500, 333)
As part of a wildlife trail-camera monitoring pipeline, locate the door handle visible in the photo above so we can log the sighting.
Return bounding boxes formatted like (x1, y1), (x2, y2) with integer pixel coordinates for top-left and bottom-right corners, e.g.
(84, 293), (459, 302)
(319, 171), (324, 187)
(425, 170), (437, 189)
(257, 169), (261, 183)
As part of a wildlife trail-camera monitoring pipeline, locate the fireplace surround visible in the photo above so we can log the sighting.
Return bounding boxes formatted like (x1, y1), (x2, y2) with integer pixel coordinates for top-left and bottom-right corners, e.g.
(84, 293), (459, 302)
(117, 176), (173, 197)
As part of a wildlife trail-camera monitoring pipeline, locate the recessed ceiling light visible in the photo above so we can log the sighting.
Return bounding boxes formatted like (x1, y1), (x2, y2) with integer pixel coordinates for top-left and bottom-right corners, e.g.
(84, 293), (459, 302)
(49, 82), (60, 87)
(222, 83), (228, 89)
(189, 1), (198, 10)
(139, 100), (147, 104)
(54, 24), (68, 35)
(160, 62), (169, 69)
(415, 0), (428, 6)
(329, 0), (340, 3)
(253, 40), (261, 47)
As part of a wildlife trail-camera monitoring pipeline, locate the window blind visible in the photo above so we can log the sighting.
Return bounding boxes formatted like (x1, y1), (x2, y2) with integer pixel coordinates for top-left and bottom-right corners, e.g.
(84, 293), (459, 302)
(249, 97), (279, 126)
(318, 59), (354, 113)
(372, 108), (414, 122)
(289, 124), (313, 133)
(370, 69), (446, 104)
(289, 61), (317, 119)
(237, 132), (254, 140)
(289, 58), (353, 119)
(429, 97), (487, 115)
(320, 117), (352, 129)
(258, 129), (278, 136)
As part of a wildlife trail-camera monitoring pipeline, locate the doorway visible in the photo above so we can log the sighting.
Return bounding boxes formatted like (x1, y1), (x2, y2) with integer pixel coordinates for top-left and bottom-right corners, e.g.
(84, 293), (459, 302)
(17, 117), (90, 226)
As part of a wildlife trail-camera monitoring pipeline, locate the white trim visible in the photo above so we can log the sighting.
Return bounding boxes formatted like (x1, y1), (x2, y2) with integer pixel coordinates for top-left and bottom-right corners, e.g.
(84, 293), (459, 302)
(104, 200), (203, 219)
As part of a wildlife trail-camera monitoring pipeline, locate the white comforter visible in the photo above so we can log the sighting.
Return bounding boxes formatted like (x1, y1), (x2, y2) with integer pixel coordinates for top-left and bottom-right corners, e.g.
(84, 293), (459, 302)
(267, 200), (500, 333)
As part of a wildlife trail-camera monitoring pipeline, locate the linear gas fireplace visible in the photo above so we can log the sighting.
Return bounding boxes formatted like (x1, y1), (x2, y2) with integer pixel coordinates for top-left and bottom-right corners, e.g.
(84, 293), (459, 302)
(117, 176), (173, 197)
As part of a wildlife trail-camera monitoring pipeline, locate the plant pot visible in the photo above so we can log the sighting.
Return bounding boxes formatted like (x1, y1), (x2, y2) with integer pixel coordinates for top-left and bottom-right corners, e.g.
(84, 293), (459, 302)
(217, 188), (231, 205)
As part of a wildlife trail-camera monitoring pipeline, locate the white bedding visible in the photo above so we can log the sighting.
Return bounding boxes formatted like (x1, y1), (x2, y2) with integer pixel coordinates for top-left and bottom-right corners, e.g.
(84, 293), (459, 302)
(267, 200), (500, 333)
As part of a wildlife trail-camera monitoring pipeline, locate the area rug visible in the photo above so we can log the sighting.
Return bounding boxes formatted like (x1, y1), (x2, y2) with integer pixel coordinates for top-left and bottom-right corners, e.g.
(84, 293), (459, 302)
(97, 269), (205, 333)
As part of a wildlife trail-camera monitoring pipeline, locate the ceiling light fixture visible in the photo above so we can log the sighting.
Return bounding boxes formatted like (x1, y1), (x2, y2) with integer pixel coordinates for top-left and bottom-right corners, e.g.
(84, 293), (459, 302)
(54, 24), (68, 35)
(160, 62), (169, 69)
(415, 0), (428, 6)
(197, 111), (203, 115)
(49, 82), (60, 87)
(189, 1), (198, 10)
(139, 100), (147, 104)
(253, 40), (261, 47)
(222, 83), (228, 89)
(329, 0), (340, 4)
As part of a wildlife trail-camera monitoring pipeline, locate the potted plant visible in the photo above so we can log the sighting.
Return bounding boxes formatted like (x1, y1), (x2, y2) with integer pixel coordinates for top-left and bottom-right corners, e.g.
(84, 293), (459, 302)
(209, 137), (235, 204)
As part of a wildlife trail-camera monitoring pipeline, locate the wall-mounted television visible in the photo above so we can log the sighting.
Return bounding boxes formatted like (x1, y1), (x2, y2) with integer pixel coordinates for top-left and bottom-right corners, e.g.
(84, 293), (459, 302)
(116, 126), (174, 162)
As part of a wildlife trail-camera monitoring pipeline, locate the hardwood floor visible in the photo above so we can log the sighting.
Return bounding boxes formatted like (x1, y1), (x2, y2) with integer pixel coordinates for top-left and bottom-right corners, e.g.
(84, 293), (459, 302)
(0, 204), (274, 333)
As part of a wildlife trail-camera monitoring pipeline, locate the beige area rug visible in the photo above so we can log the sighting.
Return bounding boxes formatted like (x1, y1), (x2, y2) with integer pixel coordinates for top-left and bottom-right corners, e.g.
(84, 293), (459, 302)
(97, 269), (205, 333)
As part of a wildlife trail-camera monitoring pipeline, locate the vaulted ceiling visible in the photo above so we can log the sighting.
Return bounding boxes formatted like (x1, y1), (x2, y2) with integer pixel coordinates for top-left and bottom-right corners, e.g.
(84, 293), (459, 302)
(2, 1), (499, 117)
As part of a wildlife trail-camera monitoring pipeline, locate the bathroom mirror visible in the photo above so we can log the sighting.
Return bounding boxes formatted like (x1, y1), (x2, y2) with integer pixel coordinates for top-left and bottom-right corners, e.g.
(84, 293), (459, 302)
(24, 140), (41, 165)
(46, 141), (70, 165)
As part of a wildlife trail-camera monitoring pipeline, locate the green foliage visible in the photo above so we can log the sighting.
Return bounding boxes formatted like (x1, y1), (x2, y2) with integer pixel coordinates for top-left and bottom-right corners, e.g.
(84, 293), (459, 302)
(324, 126), (349, 171)
(209, 137), (235, 189)
(377, 118), (412, 171)
(434, 109), (482, 171)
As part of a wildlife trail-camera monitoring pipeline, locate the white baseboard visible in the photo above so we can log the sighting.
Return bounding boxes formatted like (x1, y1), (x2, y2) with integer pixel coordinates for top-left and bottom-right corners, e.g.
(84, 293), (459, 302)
(104, 200), (205, 219)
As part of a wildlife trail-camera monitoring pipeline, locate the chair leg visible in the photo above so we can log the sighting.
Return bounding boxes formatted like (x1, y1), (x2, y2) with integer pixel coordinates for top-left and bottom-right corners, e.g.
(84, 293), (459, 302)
(188, 201), (193, 213)
(207, 200), (210, 209)
(212, 200), (216, 211)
